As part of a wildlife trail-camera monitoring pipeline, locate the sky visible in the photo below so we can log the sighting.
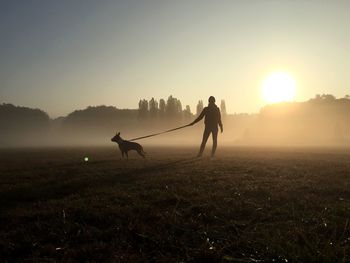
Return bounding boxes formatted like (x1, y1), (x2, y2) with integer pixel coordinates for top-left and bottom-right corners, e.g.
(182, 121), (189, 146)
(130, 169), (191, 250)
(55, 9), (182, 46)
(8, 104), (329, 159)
(1, 0), (350, 118)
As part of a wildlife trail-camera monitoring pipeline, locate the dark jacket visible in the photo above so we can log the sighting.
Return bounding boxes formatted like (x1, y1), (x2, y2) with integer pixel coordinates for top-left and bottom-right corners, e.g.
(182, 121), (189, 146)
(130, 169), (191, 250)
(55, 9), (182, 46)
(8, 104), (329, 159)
(191, 104), (223, 129)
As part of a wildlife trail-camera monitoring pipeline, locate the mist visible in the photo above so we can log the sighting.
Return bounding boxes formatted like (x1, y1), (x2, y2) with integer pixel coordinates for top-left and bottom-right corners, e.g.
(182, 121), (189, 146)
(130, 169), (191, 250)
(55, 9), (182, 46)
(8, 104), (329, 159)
(1, 94), (349, 148)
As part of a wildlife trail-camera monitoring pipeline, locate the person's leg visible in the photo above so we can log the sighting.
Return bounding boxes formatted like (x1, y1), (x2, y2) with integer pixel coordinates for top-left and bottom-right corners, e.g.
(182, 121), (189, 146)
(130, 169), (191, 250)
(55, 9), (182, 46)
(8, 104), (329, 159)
(198, 128), (210, 157)
(211, 128), (218, 157)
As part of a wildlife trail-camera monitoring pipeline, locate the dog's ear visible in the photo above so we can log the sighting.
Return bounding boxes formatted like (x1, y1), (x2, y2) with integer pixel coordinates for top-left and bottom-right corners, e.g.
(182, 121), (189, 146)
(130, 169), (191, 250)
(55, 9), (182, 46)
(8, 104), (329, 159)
(117, 132), (120, 136)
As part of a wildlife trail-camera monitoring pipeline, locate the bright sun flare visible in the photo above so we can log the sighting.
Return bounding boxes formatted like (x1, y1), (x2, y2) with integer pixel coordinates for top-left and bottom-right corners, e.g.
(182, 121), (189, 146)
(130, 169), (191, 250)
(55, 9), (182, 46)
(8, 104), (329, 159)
(262, 72), (296, 104)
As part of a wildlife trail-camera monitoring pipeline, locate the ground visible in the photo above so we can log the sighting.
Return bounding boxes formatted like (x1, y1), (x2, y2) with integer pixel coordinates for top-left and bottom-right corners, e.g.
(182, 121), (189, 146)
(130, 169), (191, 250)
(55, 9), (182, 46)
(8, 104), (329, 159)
(1, 146), (350, 262)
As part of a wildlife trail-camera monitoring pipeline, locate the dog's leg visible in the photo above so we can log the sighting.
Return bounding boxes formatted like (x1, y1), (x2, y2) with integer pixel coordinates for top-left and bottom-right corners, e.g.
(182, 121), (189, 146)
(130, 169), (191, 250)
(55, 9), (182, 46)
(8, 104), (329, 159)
(125, 151), (129, 159)
(121, 151), (124, 158)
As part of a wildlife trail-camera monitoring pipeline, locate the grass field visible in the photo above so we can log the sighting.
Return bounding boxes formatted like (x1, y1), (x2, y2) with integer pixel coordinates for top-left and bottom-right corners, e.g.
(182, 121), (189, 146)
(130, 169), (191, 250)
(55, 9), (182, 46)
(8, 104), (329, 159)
(1, 146), (350, 262)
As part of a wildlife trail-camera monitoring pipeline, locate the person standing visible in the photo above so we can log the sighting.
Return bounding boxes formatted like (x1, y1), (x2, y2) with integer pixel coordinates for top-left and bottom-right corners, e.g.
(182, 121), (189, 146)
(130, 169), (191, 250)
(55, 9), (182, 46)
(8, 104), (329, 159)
(189, 96), (223, 157)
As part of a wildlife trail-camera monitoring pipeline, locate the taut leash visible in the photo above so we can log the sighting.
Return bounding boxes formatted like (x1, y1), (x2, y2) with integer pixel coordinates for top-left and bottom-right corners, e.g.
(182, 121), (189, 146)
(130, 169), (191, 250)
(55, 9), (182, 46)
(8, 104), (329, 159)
(129, 124), (190, 141)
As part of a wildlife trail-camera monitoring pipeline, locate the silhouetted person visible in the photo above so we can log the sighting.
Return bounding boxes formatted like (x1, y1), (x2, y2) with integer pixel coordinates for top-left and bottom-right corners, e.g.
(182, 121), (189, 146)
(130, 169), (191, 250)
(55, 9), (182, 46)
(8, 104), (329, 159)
(189, 96), (223, 157)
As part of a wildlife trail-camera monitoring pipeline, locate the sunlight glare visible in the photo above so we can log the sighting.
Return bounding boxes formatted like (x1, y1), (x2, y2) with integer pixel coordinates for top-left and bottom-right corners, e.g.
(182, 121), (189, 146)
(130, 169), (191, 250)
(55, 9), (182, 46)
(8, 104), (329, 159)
(262, 72), (296, 104)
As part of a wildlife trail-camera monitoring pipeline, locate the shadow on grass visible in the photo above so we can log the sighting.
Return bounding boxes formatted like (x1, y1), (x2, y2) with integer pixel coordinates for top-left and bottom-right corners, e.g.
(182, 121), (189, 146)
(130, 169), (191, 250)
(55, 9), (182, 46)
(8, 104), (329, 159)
(0, 157), (199, 213)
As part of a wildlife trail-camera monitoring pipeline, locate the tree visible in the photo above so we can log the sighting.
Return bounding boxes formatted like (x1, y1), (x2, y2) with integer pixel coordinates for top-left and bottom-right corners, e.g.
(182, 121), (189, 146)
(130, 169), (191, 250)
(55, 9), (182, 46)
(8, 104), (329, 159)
(311, 94), (336, 103)
(166, 95), (177, 119)
(321, 94), (336, 102)
(138, 99), (149, 119)
(0, 103), (50, 146)
(159, 99), (166, 118)
(196, 100), (203, 116)
(149, 97), (159, 119)
(183, 105), (192, 120)
(220, 99), (227, 116)
(165, 95), (184, 119)
(175, 99), (182, 115)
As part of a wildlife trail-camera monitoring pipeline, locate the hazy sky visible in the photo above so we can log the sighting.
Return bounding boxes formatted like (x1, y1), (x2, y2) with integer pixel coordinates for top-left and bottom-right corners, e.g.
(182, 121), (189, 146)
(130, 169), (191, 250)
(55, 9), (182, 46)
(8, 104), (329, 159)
(1, 0), (349, 117)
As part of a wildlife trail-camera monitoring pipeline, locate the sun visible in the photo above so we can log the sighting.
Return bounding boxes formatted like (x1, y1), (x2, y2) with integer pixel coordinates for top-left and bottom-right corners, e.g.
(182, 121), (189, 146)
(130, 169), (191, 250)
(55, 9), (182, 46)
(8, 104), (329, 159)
(262, 72), (296, 104)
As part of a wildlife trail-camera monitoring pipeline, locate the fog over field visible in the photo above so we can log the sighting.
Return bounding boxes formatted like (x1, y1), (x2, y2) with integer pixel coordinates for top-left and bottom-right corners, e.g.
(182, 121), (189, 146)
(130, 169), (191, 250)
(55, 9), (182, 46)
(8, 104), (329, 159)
(1, 94), (350, 148)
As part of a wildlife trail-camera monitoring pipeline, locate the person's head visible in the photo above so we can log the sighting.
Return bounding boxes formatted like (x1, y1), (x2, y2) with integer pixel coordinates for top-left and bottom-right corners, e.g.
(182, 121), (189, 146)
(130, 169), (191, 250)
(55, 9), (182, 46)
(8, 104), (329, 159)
(208, 96), (216, 105)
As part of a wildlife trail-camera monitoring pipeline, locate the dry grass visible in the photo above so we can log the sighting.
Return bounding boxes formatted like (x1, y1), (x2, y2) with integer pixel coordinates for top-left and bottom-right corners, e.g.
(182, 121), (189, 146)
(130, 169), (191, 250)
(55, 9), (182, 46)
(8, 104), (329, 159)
(1, 146), (350, 262)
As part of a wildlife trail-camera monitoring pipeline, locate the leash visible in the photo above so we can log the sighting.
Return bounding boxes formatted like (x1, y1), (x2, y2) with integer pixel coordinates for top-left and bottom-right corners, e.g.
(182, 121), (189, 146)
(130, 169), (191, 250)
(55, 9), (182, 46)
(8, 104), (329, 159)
(129, 124), (191, 141)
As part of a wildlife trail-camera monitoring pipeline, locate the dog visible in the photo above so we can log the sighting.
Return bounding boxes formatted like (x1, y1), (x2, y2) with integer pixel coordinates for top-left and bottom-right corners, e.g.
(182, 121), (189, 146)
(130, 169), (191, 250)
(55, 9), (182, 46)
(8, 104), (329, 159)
(111, 132), (146, 158)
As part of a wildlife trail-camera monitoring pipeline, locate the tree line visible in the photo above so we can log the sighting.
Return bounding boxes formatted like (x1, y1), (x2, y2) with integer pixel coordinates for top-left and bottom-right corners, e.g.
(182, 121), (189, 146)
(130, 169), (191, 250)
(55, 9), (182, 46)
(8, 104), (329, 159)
(2, 93), (349, 146)
(138, 95), (227, 120)
(0, 103), (50, 146)
(0, 103), (50, 130)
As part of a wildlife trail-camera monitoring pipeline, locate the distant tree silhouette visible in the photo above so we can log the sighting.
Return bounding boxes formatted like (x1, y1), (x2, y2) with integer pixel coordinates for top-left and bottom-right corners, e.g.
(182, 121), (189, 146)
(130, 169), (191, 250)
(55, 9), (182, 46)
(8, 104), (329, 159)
(162, 95), (184, 119)
(138, 96), (185, 119)
(176, 99), (182, 116)
(196, 100), (203, 116)
(159, 99), (166, 118)
(64, 105), (137, 127)
(314, 94), (322, 101)
(166, 95), (177, 119)
(149, 98), (159, 119)
(183, 105), (192, 120)
(0, 103), (50, 129)
(0, 103), (50, 145)
(220, 99), (227, 116)
(321, 94), (336, 102)
(138, 99), (149, 119)
(311, 94), (336, 103)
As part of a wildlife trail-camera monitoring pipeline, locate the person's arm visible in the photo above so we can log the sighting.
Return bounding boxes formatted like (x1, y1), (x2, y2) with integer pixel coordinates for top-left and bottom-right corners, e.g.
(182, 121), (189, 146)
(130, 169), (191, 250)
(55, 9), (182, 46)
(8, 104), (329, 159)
(189, 108), (206, 126)
(218, 108), (223, 133)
